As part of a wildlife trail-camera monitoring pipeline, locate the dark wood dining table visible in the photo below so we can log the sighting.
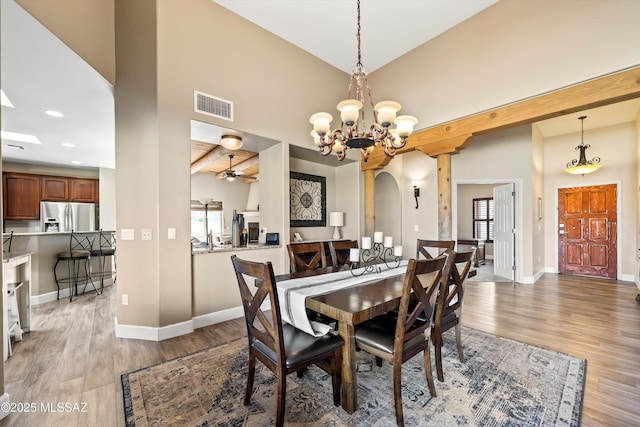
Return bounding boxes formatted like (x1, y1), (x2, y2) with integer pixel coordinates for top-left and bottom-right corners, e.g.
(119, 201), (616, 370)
(275, 267), (407, 414)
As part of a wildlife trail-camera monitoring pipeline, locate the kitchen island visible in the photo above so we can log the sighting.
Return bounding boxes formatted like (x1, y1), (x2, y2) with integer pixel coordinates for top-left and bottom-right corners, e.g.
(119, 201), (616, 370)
(3, 231), (115, 304)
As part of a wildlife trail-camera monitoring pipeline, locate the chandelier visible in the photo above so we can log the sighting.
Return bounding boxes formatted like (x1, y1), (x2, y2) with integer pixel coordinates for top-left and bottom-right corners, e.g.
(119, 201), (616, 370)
(309, 0), (418, 162)
(566, 115), (601, 175)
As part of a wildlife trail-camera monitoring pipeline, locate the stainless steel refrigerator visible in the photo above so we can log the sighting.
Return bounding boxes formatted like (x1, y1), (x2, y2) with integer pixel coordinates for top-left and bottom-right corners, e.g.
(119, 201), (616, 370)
(40, 201), (96, 232)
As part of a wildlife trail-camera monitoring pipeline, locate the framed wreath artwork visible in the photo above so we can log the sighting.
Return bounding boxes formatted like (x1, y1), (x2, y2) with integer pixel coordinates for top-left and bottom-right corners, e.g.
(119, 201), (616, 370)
(290, 172), (326, 227)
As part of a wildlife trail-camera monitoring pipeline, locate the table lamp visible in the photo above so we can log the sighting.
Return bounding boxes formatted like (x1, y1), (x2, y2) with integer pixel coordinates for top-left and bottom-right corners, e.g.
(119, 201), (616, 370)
(329, 211), (344, 240)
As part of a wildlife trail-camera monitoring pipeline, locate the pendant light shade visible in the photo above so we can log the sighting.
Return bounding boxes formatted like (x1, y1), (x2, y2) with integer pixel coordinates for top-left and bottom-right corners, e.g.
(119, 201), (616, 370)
(566, 116), (601, 175)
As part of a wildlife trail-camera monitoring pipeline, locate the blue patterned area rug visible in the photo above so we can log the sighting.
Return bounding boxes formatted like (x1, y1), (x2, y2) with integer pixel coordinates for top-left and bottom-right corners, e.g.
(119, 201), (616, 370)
(121, 327), (585, 426)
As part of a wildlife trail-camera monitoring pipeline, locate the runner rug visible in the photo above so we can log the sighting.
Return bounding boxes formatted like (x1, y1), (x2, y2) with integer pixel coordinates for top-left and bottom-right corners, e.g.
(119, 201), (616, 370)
(121, 327), (585, 426)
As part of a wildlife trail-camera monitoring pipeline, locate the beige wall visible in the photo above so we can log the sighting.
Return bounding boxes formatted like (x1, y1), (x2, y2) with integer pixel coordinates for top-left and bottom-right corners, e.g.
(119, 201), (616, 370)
(7, 0), (640, 340)
(531, 124), (545, 276)
(2, 161), (99, 178)
(542, 122), (637, 279)
(114, 0), (162, 327)
(370, 0), (640, 131)
(452, 126), (534, 281)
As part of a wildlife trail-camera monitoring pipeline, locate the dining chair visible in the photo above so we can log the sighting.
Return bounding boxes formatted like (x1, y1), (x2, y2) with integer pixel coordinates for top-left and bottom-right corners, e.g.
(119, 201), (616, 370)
(230, 255), (344, 427)
(354, 255), (447, 427)
(287, 241), (327, 273)
(328, 239), (358, 268)
(432, 249), (475, 382)
(416, 239), (454, 260)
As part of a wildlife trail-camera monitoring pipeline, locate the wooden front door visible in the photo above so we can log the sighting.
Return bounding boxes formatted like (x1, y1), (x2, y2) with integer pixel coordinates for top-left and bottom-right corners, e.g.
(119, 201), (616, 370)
(558, 184), (617, 278)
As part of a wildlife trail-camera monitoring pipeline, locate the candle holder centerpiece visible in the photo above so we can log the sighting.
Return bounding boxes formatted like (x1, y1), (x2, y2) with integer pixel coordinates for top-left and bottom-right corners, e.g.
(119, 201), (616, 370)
(349, 231), (402, 277)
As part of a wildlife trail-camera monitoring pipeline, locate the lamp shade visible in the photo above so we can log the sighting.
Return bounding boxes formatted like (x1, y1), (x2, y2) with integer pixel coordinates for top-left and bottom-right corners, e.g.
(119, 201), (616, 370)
(329, 211), (344, 227)
(221, 135), (243, 150)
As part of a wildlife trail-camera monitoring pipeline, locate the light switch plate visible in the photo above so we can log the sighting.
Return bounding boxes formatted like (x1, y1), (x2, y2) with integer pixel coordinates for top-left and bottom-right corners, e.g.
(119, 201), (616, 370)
(121, 229), (134, 240)
(168, 228), (176, 239)
(141, 228), (152, 241)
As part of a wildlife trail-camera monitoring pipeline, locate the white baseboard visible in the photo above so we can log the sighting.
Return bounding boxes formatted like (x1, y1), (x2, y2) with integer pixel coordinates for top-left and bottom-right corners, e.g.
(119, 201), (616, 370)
(31, 280), (114, 306)
(0, 393), (10, 421)
(193, 306), (244, 329)
(114, 304), (248, 342)
(114, 317), (194, 341)
(620, 273), (635, 283)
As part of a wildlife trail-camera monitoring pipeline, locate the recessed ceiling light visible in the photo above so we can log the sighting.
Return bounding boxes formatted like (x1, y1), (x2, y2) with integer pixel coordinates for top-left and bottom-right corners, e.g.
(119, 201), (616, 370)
(1, 90), (14, 108)
(45, 110), (64, 118)
(71, 160), (81, 164)
(1, 130), (41, 144)
(62, 142), (75, 148)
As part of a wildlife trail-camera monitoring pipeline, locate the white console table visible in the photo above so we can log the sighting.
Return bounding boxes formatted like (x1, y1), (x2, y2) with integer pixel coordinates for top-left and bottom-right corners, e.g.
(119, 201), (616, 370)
(3, 252), (32, 362)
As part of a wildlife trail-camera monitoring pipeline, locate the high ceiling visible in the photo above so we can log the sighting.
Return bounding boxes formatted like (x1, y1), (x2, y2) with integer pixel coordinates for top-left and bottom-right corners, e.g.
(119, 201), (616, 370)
(0, 0), (114, 169)
(1, 0), (639, 172)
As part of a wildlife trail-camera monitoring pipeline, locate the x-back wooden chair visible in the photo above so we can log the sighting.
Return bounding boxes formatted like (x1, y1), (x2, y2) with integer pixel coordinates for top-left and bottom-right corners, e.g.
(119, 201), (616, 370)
(231, 255), (343, 427)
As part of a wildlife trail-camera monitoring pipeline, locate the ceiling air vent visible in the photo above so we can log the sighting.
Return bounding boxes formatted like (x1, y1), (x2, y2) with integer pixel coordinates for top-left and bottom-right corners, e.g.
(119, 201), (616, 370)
(194, 90), (233, 121)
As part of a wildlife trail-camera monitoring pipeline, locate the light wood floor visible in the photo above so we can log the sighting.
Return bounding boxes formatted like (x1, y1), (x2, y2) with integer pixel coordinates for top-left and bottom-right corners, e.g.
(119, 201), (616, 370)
(1, 274), (639, 426)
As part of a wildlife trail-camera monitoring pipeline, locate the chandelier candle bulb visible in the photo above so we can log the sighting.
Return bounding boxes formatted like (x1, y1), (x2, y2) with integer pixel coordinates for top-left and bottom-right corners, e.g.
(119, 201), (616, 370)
(349, 248), (360, 262)
(394, 246), (403, 257)
(384, 236), (393, 248)
(362, 237), (372, 250)
(374, 231), (384, 244)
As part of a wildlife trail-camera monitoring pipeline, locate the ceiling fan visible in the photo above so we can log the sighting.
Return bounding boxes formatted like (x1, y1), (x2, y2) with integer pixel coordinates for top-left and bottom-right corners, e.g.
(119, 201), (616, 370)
(221, 154), (244, 181)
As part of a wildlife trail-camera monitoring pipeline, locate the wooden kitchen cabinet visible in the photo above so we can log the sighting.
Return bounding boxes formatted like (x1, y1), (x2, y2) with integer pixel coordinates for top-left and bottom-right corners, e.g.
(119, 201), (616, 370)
(3, 173), (41, 220)
(69, 178), (97, 203)
(41, 176), (98, 203)
(41, 176), (69, 201)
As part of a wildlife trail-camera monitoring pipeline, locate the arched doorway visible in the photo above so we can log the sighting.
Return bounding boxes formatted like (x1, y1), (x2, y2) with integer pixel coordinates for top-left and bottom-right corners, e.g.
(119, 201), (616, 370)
(374, 172), (402, 246)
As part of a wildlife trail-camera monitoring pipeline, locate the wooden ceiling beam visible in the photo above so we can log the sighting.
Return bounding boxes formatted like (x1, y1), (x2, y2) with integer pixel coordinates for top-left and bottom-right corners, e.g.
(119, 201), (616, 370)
(361, 66), (640, 170)
(190, 145), (227, 174)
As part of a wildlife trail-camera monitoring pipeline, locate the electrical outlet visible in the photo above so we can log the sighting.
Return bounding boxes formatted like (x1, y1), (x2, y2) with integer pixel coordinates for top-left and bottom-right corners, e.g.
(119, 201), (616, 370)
(122, 294), (128, 305)
(141, 228), (152, 241)
(414, 225), (419, 232)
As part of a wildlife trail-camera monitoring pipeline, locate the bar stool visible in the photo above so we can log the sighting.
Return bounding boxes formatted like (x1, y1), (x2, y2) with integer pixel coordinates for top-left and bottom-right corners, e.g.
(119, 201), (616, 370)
(90, 229), (116, 292)
(6, 281), (23, 357)
(54, 231), (98, 301)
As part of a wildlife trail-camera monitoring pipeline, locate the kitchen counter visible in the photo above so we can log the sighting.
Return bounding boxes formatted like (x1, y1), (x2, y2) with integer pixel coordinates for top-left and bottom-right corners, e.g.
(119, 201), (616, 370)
(2, 232), (115, 302)
(3, 251), (31, 361)
(3, 230), (114, 237)
(192, 243), (280, 254)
